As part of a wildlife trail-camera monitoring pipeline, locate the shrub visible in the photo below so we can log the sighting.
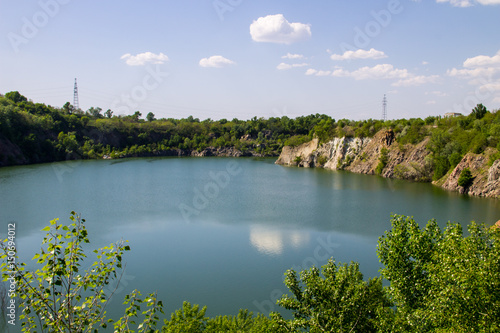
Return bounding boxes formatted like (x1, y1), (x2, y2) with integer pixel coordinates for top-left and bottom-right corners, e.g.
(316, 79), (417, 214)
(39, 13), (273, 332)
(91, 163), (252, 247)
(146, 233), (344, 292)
(376, 147), (389, 175)
(458, 168), (473, 188)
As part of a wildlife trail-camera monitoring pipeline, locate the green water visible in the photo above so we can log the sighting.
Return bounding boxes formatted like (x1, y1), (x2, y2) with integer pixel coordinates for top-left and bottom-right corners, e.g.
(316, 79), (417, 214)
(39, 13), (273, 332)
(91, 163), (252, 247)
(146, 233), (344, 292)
(1, 157), (499, 327)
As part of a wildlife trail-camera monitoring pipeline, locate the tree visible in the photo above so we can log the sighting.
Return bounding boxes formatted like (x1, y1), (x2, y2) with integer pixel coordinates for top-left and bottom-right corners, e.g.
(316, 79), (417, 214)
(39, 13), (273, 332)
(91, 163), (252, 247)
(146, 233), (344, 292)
(132, 111), (142, 122)
(104, 109), (113, 118)
(472, 103), (488, 119)
(5, 91), (27, 104)
(86, 107), (103, 118)
(1, 212), (164, 332)
(146, 112), (156, 122)
(273, 259), (390, 333)
(458, 167), (473, 188)
(62, 102), (74, 114)
(377, 215), (500, 332)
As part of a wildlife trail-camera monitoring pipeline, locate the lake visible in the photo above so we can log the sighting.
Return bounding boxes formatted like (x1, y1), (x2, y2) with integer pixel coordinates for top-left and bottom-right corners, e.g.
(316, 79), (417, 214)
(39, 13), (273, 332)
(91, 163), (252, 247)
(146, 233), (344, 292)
(1, 157), (499, 329)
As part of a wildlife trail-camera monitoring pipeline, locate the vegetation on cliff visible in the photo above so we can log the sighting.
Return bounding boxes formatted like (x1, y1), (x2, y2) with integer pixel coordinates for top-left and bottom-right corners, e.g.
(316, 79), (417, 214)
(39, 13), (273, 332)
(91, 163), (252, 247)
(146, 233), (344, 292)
(2, 212), (499, 332)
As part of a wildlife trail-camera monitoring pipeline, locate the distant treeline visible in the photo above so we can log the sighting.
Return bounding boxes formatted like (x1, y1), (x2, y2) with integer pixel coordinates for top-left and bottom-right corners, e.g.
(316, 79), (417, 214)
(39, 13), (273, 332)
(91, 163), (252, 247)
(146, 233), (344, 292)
(1, 91), (499, 181)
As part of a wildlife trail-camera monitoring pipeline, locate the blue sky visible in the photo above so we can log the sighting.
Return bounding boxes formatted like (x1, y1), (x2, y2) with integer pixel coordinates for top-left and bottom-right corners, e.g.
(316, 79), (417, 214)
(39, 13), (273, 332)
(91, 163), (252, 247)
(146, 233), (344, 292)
(1, 0), (499, 120)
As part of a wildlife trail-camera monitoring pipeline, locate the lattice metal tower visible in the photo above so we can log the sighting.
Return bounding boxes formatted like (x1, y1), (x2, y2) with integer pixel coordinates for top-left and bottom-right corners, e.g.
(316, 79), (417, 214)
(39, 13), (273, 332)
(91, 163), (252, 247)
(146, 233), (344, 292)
(73, 78), (79, 110)
(382, 94), (387, 121)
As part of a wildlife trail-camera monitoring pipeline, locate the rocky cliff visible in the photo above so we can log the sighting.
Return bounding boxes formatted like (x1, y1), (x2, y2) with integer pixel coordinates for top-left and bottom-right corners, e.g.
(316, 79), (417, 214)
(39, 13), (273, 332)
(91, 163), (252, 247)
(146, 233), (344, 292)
(276, 130), (500, 198)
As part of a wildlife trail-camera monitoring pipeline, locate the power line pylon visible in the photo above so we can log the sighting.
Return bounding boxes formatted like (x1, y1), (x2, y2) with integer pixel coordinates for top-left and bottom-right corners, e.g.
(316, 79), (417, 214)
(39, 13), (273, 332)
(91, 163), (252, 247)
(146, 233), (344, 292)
(73, 78), (80, 110)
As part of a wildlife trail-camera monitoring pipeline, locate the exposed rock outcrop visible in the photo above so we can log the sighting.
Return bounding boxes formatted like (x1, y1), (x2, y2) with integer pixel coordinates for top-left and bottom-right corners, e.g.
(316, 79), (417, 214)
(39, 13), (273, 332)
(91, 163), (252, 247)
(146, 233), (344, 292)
(275, 138), (319, 167)
(438, 149), (500, 198)
(0, 136), (29, 166)
(276, 130), (500, 198)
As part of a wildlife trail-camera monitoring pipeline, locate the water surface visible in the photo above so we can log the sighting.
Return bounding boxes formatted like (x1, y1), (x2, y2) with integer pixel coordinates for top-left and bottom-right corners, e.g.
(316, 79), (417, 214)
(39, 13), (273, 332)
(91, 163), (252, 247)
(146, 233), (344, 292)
(0, 157), (498, 327)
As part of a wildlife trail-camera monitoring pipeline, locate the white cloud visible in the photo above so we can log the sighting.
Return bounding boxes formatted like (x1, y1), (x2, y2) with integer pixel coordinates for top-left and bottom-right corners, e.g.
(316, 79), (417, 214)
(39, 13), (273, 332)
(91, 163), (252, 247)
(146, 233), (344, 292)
(393, 75), (440, 87)
(277, 62), (309, 70)
(250, 14), (311, 44)
(463, 50), (500, 68)
(307, 63), (438, 86)
(422, 61), (429, 65)
(436, 0), (474, 7)
(448, 49), (500, 104)
(305, 68), (317, 75)
(332, 64), (409, 80)
(121, 52), (169, 66)
(426, 90), (448, 97)
(479, 82), (500, 92)
(426, 100), (437, 105)
(447, 67), (497, 79)
(316, 70), (332, 76)
(436, 0), (500, 6)
(330, 48), (388, 61)
(282, 53), (305, 59)
(199, 55), (235, 68)
(447, 49), (500, 81)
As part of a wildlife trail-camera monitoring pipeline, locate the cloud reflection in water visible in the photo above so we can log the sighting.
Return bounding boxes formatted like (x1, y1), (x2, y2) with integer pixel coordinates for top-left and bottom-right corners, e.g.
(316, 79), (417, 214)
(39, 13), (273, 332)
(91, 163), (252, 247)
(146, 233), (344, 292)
(249, 225), (310, 256)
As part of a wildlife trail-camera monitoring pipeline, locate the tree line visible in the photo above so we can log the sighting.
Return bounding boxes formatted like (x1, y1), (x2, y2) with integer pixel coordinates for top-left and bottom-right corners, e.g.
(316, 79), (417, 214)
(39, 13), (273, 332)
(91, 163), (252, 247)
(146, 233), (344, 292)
(1, 91), (499, 183)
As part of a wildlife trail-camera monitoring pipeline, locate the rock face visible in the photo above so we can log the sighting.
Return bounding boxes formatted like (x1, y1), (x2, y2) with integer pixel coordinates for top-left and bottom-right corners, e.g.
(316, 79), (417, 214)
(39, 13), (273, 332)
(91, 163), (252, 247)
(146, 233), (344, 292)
(438, 150), (500, 198)
(276, 130), (500, 198)
(0, 136), (28, 166)
(275, 138), (319, 167)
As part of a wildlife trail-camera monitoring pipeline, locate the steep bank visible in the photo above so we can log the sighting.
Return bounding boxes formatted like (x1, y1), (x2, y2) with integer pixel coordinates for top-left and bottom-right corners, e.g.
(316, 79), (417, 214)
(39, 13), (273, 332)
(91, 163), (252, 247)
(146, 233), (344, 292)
(276, 130), (500, 199)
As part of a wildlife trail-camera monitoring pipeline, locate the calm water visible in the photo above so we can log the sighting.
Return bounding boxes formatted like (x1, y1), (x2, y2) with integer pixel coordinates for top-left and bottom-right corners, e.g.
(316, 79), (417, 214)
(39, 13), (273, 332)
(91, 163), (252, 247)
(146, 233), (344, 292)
(1, 157), (499, 329)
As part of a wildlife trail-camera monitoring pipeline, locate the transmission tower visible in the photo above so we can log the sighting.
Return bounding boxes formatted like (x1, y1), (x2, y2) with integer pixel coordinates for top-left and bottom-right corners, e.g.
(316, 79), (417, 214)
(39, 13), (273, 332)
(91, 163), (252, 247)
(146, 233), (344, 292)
(73, 78), (80, 110)
(382, 94), (387, 121)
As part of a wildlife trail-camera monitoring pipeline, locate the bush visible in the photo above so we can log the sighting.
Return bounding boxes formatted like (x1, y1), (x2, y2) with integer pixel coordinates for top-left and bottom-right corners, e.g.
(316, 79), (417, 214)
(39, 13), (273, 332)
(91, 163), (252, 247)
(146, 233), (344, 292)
(458, 168), (473, 188)
(284, 134), (311, 147)
(376, 147), (389, 175)
(317, 154), (328, 166)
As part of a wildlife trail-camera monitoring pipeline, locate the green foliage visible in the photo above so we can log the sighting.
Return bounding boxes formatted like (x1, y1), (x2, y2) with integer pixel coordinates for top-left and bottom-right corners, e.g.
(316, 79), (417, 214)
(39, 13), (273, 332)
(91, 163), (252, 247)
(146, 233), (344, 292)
(283, 134), (311, 147)
(458, 167), (474, 188)
(5, 91), (28, 104)
(317, 154), (328, 166)
(375, 147), (389, 175)
(377, 215), (500, 332)
(273, 259), (389, 333)
(0, 212), (164, 332)
(2, 92), (499, 175)
(146, 112), (156, 122)
(3, 212), (500, 332)
(472, 103), (488, 119)
(393, 164), (409, 179)
(163, 301), (207, 332)
(0, 93), (333, 165)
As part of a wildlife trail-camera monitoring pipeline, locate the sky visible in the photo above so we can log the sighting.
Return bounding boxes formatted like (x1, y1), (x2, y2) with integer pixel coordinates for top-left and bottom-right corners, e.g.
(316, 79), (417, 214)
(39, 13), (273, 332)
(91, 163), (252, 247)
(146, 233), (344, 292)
(1, 0), (500, 121)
